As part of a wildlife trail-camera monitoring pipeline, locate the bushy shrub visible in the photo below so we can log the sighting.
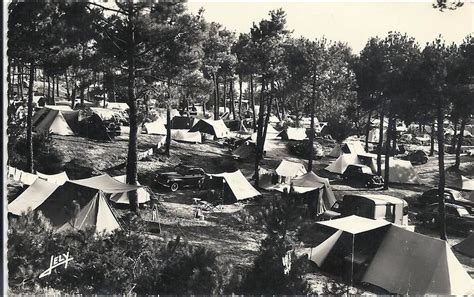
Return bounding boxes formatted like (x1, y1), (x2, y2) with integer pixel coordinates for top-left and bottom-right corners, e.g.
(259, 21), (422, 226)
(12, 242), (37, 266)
(238, 198), (311, 295)
(324, 118), (356, 142)
(9, 132), (64, 173)
(8, 213), (233, 295)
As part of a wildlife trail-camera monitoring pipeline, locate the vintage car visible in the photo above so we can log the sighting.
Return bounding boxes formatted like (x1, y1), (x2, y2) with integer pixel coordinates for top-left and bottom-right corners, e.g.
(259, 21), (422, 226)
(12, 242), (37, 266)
(155, 164), (205, 191)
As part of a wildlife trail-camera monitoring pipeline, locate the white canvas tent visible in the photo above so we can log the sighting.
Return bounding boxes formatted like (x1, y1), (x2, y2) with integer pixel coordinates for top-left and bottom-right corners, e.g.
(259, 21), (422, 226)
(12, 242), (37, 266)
(57, 190), (121, 234)
(143, 119), (167, 135)
(208, 170), (261, 203)
(362, 225), (474, 295)
(189, 119), (230, 139)
(110, 175), (151, 205)
(328, 141), (366, 158)
(32, 108), (77, 136)
(381, 159), (421, 184)
(275, 160), (307, 183)
(277, 127), (307, 141)
(325, 154), (361, 175)
(172, 130), (202, 143)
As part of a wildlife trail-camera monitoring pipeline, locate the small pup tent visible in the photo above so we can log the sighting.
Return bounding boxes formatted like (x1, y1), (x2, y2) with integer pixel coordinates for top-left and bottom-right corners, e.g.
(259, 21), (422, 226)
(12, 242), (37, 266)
(143, 119), (167, 135)
(189, 119), (230, 139)
(277, 127), (307, 141)
(172, 130), (202, 143)
(291, 171), (337, 215)
(207, 170), (261, 203)
(32, 107), (79, 136)
(275, 160), (307, 183)
(109, 175), (151, 205)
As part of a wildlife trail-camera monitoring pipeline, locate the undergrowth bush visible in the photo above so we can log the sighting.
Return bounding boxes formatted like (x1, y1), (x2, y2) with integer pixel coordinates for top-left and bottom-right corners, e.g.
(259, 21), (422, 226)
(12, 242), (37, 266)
(8, 212), (233, 295)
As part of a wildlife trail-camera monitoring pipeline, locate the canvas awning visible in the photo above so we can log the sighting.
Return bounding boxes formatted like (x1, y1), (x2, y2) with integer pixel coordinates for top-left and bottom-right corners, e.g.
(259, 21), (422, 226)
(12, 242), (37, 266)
(8, 178), (61, 216)
(37, 171), (69, 185)
(109, 175), (151, 204)
(318, 215), (391, 234)
(68, 174), (142, 193)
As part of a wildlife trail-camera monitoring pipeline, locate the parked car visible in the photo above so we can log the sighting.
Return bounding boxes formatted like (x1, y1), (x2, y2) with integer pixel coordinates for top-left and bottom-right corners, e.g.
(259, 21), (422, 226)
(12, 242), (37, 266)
(342, 164), (384, 188)
(417, 188), (474, 213)
(401, 150), (428, 165)
(416, 203), (474, 234)
(155, 164), (205, 191)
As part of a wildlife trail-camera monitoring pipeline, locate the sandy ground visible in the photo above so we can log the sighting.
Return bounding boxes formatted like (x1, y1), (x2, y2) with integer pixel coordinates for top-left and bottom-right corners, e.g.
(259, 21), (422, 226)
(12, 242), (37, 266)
(19, 132), (474, 293)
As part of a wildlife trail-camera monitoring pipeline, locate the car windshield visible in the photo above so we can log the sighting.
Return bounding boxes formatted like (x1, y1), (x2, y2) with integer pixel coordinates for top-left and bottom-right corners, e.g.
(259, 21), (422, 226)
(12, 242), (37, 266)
(457, 208), (470, 217)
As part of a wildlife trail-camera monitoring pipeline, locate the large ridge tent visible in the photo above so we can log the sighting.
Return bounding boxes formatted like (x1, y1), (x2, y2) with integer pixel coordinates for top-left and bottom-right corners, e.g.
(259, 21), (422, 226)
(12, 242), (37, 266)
(454, 233), (474, 258)
(110, 175), (151, 205)
(32, 107), (79, 136)
(207, 170), (261, 203)
(381, 159), (421, 184)
(33, 175), (140, 232)
(90, 107), (125, 122)
(189, 119), (230, 139)
(277, 127), (307, 141)
(225, 119), (248, 132)
(143, 119), (167, 135)
(8, 178), (61, 216)
(275, 160), (307, 184)
(232, 138), (275, 160)
(171, 130), (202, 144)
(362, 225), (474, 295)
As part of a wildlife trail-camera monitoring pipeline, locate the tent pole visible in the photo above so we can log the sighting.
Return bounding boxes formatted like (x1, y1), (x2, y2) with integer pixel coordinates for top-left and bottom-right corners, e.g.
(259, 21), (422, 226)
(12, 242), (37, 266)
(351, 235), (354, 292)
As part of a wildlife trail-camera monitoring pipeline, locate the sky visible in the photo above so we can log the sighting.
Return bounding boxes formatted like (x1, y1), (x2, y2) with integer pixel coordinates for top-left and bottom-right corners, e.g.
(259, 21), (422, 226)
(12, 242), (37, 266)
(186, 1), (473, 53)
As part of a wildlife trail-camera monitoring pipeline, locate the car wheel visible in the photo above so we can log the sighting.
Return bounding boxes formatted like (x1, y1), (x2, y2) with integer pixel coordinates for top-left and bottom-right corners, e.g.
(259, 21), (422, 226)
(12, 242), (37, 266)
(170, 183), (179, 192)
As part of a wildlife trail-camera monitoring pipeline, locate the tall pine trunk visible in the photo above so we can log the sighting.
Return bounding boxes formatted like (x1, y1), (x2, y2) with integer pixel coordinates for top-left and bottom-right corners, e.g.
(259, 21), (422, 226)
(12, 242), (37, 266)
(47, 75), (51, 103)
(450, 119), (458, 152)
(429, 122), (435, 156)
(454, 117), (466, 169)
(436, 103), (447, 241)
(254, 76), (266, 187)
(391, 117), (397, 156)
(223, 76), (227, 114)
(365, 108), (373, 152)
(308, 75), (317, 172)
(56, 75), (59, 97)
(383, 114), (393, 190)
(238, 74), (243, 119)
(230, 79), (236, 120)
(125, 10), (138, 212)
(52, 75), (56, 104)
(216, 77), (221, 120)
(26, 62), (35, 173)
(65, 70), (70, 101)
(19, 63), (24, 101)
(377, 109), (385, 176)
(250, 74), (256, 131)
